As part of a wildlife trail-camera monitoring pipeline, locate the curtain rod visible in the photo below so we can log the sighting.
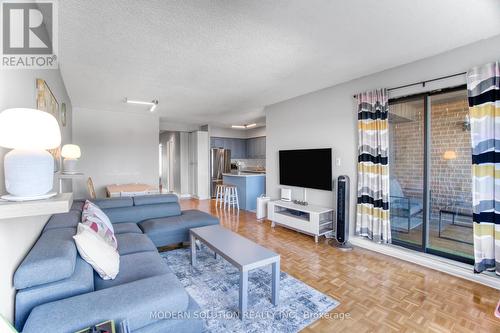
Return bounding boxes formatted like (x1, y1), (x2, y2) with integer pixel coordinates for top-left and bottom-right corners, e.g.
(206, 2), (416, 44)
(352, 71), (467, 98)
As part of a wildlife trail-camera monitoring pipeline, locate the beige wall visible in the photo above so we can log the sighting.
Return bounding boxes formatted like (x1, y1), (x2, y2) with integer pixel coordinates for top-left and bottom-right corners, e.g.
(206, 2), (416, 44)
(0, 68), (72, 323)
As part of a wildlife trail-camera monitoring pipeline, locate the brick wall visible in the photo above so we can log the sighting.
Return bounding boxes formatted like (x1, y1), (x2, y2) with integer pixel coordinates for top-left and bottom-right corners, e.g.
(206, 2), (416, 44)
(389, 97), (471, 214)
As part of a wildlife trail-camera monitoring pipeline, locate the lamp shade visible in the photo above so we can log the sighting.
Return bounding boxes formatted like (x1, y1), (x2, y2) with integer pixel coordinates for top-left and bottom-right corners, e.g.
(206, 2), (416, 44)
(61, 144), (81, 159)
(0, 108), (61, 150)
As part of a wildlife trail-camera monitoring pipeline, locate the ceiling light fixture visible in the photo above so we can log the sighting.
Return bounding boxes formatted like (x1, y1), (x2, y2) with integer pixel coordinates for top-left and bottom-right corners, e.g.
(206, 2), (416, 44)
(124, 98), (159, 112)
(231, 123), (257, 129)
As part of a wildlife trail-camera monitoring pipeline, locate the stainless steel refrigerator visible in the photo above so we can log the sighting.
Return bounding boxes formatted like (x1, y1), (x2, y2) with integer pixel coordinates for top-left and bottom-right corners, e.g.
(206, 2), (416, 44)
(211, 148), (231, 198)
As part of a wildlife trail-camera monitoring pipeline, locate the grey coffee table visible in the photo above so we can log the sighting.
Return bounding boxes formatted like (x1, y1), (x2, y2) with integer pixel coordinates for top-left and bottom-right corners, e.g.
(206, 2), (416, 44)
(190, 225), (280, 319)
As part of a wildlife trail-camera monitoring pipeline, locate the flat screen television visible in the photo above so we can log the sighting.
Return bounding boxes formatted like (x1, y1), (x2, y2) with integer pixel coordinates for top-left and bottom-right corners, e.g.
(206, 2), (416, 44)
(279, 148), (332, 191)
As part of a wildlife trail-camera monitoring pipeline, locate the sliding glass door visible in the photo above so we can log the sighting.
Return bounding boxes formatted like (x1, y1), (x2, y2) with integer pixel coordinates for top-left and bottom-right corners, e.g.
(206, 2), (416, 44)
(428, 90), (473, 260)
(389, 97), (425, 249)
(388, 87), (473, 263)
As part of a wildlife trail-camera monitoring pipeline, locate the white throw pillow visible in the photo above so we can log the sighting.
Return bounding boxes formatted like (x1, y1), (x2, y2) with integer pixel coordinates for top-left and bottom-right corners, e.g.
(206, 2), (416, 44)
(82, 200), (114, 233)
(73, 223), (120, 280)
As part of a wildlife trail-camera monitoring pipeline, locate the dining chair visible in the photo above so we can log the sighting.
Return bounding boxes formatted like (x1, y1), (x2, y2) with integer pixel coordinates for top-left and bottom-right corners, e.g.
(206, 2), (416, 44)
(87, 177), (96, 199)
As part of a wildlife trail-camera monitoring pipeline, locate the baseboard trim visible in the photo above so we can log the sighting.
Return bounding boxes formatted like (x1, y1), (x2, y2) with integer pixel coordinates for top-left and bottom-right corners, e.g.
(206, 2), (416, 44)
(349, 237), (500, 290)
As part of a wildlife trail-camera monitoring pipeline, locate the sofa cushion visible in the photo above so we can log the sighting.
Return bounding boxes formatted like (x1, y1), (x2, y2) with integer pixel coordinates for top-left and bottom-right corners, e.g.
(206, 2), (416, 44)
(134, 296), (203, 333)
(43, 210), (80, 232)
(181, 209), (220, 226)
(15, 257), (94, 331)
(116, 233), (157, 256)
(70, 200), (85, 212)
(133, 194), (178, 206)
(92, 197), (133, 209)
(102, 203), (181, 224)
(138, 210), (219, 247)
(22, 275), (190, 333)
(14, 228), (77, 290)
(113, 222), (142, 235)
(94, 252), (170, 290)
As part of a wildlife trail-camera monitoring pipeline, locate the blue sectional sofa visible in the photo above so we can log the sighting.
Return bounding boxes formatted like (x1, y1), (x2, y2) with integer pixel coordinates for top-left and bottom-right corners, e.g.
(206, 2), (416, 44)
(13, 194), (219, 333)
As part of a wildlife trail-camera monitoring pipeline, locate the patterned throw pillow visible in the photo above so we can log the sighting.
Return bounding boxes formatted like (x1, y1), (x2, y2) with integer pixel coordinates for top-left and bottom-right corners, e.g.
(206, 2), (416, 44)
(82, 215), (118, 249)
(82, 200), (114, 233)
(74, 223), (120, 280)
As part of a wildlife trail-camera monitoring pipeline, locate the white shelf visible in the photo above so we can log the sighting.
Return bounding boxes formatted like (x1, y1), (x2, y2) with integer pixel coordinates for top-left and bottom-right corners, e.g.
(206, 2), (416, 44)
(271, 200), (332, 214)
(268, 200), (335, 243)
(55, 172), (84, 179)
(319, 220), (334, 227)
(0, 193), (73, 219)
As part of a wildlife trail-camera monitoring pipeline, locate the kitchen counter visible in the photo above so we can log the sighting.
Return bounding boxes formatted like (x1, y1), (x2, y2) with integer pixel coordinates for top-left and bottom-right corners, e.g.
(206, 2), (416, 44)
(222, 172), (266, 177)
(223, 173), (266, 211)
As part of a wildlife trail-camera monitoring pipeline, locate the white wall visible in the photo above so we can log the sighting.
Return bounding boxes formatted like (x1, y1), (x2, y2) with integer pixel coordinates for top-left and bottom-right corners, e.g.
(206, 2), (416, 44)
(0, 68), (72, 322)
(73, 108), (159, 199)
(159, 120), (200, 132)
(210, 126), (266, 138)
(159, 131), (181, 193)
(179, 132), (190, 195)
(246, 126), (266, 138)
(0, 69), (73, 193)
(265, 34), (500, 234)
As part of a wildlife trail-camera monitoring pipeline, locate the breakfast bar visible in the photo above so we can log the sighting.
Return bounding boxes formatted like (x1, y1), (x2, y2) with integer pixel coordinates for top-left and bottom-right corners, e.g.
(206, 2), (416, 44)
(222, 173), (266, 211)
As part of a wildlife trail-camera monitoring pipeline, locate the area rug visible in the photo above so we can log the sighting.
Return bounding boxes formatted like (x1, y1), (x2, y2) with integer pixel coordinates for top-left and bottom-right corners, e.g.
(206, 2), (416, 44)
(161, 247), (339, 333)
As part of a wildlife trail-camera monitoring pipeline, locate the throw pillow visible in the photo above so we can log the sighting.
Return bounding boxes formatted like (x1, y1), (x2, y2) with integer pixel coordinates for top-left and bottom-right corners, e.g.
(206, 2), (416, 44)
(82, 215), (118, 249)
(82, 200), (114, 233)
(73, 223), (120, 280)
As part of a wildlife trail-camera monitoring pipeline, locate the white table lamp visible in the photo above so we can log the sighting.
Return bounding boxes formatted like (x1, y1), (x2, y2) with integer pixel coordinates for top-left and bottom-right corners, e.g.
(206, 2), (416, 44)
(61, 144), (81, 174)
(0, 108), (61, 201)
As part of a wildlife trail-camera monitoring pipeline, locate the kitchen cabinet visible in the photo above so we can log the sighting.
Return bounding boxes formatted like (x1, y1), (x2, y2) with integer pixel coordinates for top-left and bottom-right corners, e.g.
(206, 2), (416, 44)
(246, 137), (266, 159)
(210, 136), (265, 159)
(235, 139), (247, 158)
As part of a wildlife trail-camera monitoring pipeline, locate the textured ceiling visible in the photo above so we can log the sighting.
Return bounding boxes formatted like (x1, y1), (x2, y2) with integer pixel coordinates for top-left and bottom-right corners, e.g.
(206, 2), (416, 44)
(59, 0), (500, 127)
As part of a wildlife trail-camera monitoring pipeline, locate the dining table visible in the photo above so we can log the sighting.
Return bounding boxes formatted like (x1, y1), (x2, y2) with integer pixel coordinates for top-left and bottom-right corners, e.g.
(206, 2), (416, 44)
(105, 183), (158, 198)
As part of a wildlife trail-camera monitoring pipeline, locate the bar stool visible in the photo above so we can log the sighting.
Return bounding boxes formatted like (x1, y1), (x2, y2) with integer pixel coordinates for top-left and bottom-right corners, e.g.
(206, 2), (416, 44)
(224, 185), (239, 210)
(215, 184), (226, 208)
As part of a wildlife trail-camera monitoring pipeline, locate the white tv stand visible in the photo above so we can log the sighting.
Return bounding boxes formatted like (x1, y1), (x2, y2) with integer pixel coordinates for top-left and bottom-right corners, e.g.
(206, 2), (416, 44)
(267, 200), (335, 242)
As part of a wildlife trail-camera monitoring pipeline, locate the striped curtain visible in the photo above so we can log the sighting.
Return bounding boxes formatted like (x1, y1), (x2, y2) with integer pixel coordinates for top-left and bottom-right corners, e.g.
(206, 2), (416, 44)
(467, 62), (500, 274)
(355, 89), (391, 243)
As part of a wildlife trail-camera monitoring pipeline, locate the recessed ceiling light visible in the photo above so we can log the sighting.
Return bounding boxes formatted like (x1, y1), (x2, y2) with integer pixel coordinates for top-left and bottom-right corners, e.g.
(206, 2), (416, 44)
(124, 98), (159, 112)
(231, 125), (246, 129)
(246, 123), (257, 128)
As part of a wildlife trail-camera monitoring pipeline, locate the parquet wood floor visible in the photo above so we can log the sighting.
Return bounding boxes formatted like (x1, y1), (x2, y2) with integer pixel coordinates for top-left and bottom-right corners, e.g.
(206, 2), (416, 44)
(179, 199), (500, 332)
